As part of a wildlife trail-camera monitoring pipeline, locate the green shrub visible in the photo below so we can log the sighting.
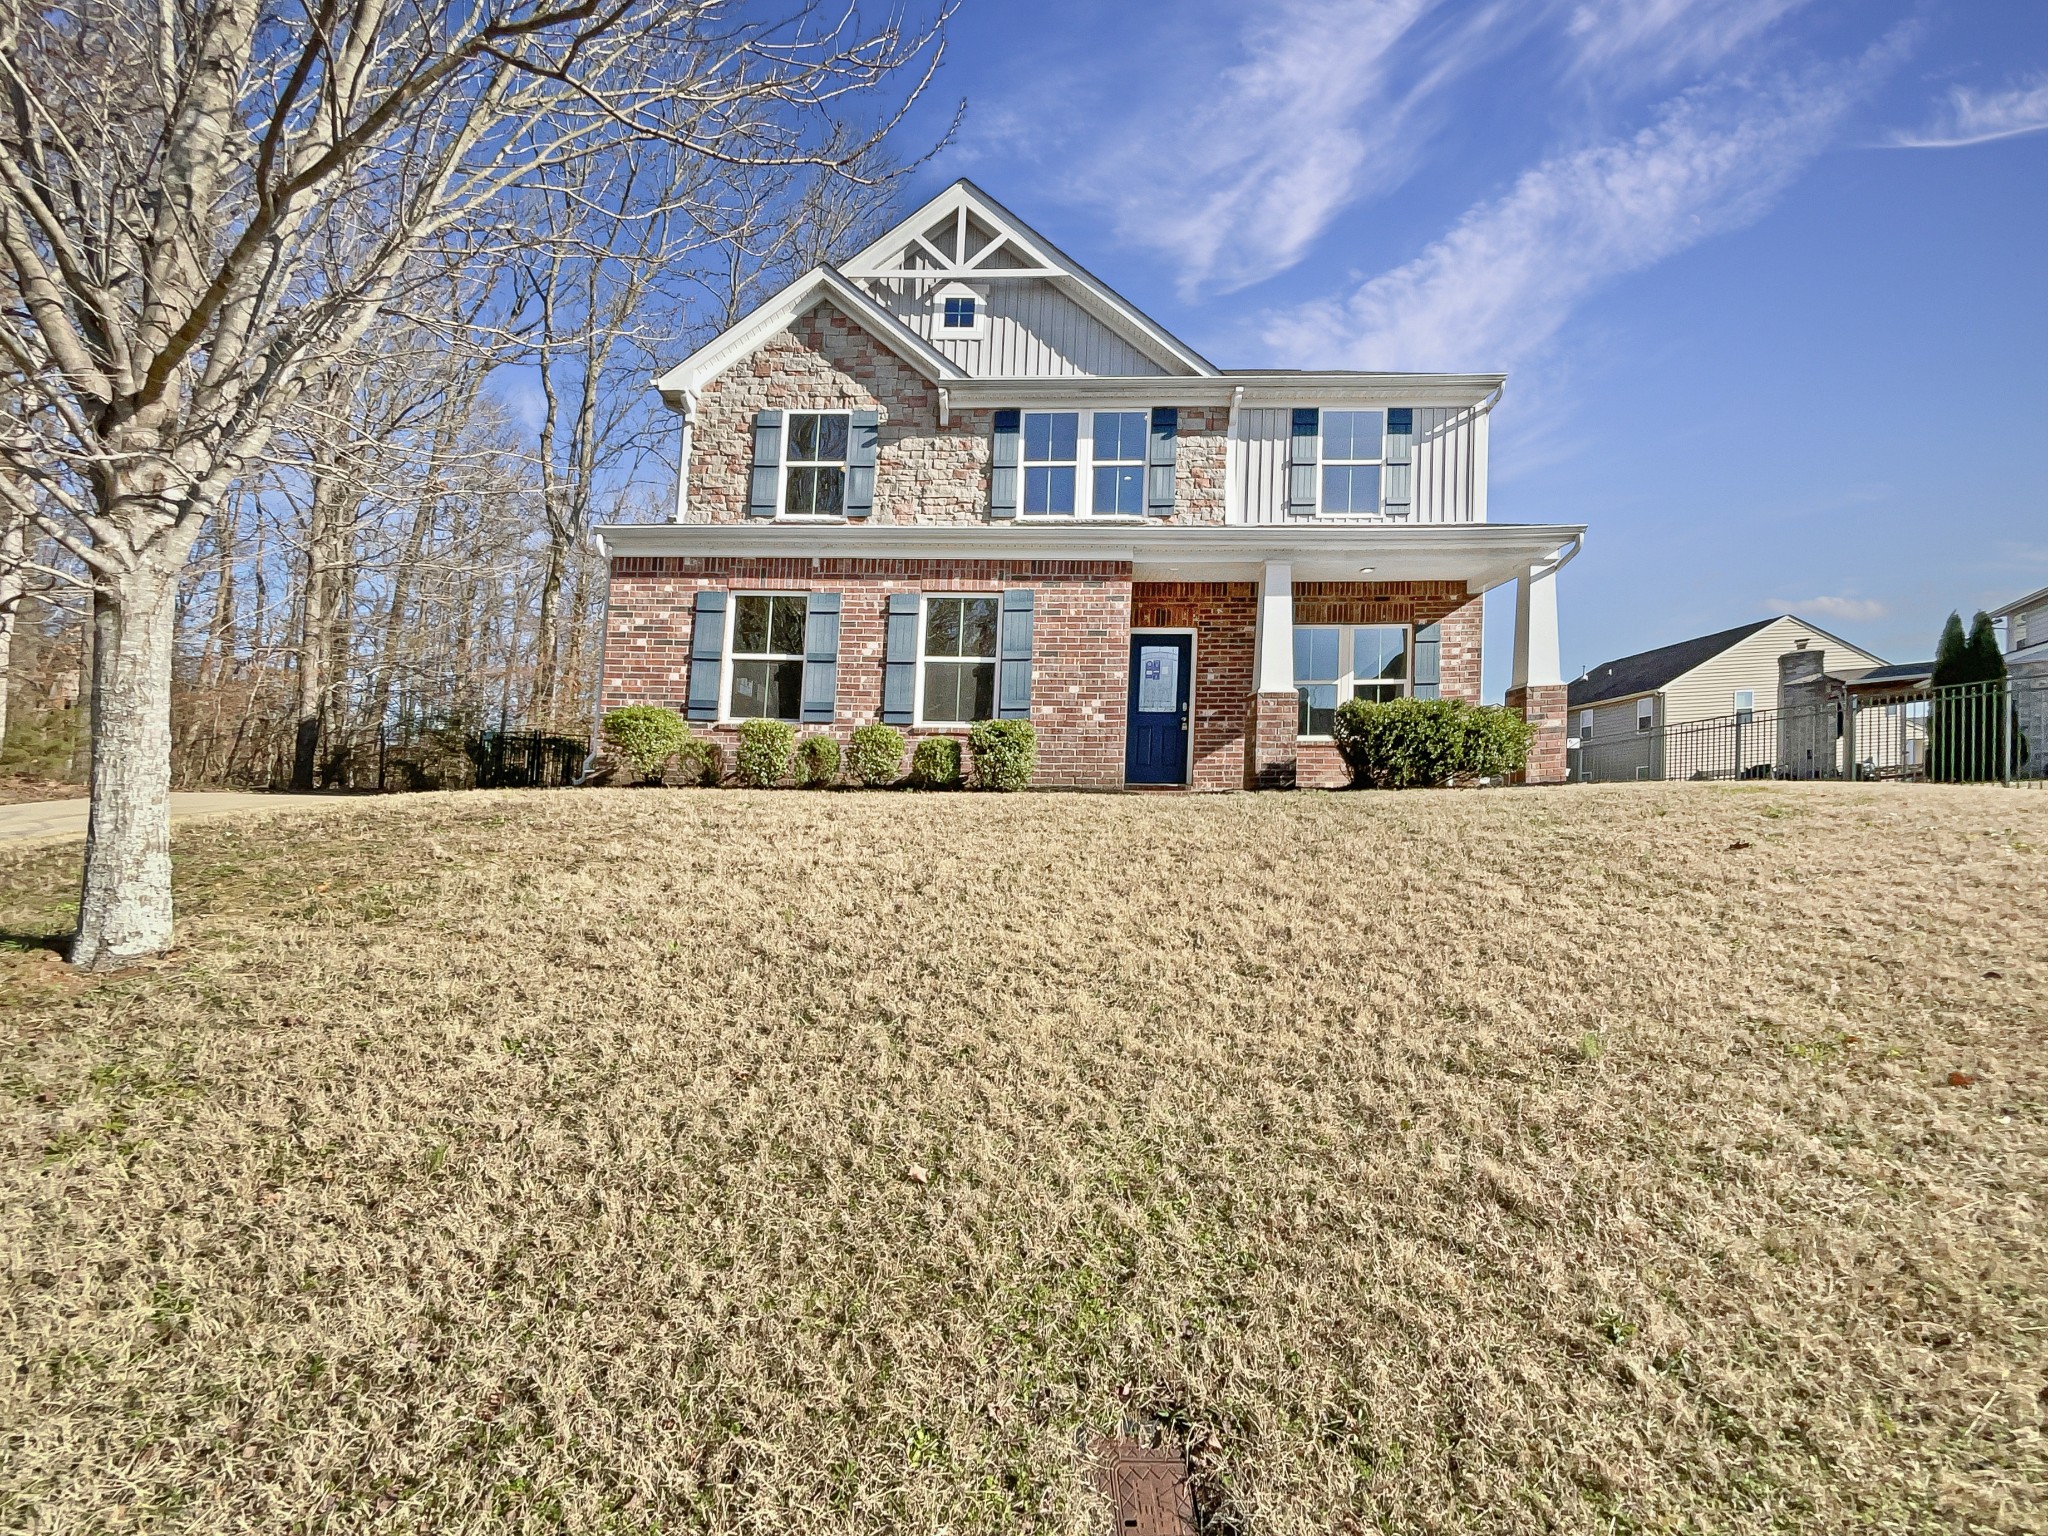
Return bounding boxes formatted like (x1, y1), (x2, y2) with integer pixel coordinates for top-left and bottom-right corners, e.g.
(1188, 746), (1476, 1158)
(967, 718), (1037, 791)
(734, 718), (798, 788)
(846, 724), (905, 787)
(794, 733), (842, 787)
(910, 734), (962, 789)
(1330, 697), (1532, 788)
(600, 705), (688, 782)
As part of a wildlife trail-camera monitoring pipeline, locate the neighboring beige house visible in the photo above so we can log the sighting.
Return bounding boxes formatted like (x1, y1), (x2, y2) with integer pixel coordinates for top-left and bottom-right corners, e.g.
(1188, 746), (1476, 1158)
(1568, 615), (1883, 782)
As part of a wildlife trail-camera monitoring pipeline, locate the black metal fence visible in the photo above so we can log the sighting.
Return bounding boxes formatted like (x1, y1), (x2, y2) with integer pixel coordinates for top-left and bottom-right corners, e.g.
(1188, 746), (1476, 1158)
(1571, 675), (2045, 785)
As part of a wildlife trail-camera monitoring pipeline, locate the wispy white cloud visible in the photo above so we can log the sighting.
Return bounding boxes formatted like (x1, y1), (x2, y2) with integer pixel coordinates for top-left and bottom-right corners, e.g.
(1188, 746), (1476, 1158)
(1889, 74), (2048, 148)
(1768, 594), (1887, 623)
(1262, 41), (1904, 372)
(1091, 0), (1440, 298)
(1564, 0), (1810, 82)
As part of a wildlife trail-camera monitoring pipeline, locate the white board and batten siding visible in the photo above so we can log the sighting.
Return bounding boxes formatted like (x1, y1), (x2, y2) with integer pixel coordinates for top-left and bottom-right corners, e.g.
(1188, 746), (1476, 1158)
(866, 278), (1168, 378)
(1230, 405), (1488, 525)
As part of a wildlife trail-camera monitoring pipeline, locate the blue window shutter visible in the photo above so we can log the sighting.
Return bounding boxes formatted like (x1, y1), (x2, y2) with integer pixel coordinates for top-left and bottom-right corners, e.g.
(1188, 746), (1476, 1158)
(1412, 620), (1441, 700)
(1146, 407), (1178, 517)
(1383, 407), (1413, 520)
(989, 409), (1020, 519)
(687, 589), (728, 720)
(882, 593), (919, 725)
(748, 410), (783, 518)
(1288, 408), (1319, 515)
(845, 410), (879, 519)
(998, 589), (1034, 718)
(801, 592), (841, 723)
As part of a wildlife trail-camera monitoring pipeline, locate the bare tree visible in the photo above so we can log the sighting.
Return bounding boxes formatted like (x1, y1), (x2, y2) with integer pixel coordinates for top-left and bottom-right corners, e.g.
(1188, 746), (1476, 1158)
(0, 0), (950, 967)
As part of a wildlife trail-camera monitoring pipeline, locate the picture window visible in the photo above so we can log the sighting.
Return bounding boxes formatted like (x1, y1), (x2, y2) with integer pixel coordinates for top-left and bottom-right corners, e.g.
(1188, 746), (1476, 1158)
(1294, 624), (1410, 736)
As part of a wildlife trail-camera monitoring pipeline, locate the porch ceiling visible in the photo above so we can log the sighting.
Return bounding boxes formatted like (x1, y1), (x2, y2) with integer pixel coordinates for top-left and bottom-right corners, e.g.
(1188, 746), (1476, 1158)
(594, 522), (1586, 597)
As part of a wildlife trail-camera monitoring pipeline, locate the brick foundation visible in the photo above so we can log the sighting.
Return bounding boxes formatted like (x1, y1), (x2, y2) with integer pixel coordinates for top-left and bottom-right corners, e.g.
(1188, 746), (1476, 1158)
(1507, 683), (1568, 785)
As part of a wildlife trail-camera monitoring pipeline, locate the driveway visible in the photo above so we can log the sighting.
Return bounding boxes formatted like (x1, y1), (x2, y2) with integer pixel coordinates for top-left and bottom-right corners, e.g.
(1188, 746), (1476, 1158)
(0, 792), (357, 845)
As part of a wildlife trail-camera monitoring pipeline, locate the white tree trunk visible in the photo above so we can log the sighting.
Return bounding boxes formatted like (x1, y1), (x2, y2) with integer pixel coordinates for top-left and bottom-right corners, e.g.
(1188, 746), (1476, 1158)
(71, 561), (179, 970)
(0, 515), (22, 746)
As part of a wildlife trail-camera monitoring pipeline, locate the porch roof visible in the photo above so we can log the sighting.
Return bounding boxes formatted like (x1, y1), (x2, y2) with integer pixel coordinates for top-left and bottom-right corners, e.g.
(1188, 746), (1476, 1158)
(593, 521), (1585, 597)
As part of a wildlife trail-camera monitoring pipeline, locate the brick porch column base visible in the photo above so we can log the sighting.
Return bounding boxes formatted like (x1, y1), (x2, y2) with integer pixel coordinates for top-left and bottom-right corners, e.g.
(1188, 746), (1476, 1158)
(1245, 691), (1298, 789)
(1507, 683), (1568, 785)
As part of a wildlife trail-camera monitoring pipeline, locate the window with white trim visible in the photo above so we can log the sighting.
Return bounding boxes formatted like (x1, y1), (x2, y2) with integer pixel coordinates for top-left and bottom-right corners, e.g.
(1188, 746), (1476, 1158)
(942, 295), (977, 330)
(1637, 698), (1655, 732)
(1022, 411), (1078, 516)
(1733, 689), (1755, 719)
(729, 594), (807, 720)
(921, 595), (999, 723)
(1294, 624), (1411, 736)
(1579, 709), (1593, 739)
(1320, 410), (1384, 515)
(1091, 411), (1148, 515)
(782, 412), (849, 517)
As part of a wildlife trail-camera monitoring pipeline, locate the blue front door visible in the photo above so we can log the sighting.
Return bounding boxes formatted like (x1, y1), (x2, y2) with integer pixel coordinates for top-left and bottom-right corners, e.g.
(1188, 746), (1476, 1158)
(1125, 634), (1192, 784)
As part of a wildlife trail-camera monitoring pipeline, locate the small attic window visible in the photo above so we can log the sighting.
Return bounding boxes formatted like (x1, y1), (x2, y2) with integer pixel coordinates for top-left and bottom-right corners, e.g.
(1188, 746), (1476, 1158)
(942, 295), (977, 330)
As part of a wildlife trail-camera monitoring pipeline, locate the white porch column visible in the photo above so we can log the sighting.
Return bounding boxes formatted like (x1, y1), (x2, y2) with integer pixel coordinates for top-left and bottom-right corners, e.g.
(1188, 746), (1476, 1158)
(1254, 560), (1294, 693)
(1510, 563), (1562, 691)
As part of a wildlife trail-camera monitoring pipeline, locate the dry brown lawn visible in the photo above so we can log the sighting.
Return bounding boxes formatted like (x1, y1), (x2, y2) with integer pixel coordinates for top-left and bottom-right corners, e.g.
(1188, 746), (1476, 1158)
(1, 784), (2043, 1535)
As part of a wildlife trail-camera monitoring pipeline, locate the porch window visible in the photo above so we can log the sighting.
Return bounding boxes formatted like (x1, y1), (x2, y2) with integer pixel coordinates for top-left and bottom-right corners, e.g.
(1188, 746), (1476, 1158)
(729, 594), (808, 720)
(922, 595), (999, 722)
(1091, 411), (1147, 515)
(1295, 624), (1412, 736)
(783, 412), (849, 517)
(1022, 411), (1078, 515)
(1320, 410), (1384, 516)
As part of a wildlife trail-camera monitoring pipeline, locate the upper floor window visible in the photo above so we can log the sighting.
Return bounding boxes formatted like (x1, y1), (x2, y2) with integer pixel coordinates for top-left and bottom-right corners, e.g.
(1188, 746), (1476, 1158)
(1321, 410), (1384, 516)
(784, 412), (848, 517)
(1023, 411), (1079, 516)
(729, 594), (808, 720)
(942, 295), (977, 330)
(1294, 624), (1411, 736)
(922, 595), (999, 722)
(1092, 411), (1147, 515)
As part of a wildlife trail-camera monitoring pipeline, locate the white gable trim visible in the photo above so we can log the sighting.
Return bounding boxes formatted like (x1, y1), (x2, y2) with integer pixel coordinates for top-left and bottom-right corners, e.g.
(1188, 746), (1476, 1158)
(652, 266), (965, 404)
(842, 179), (1218, 379)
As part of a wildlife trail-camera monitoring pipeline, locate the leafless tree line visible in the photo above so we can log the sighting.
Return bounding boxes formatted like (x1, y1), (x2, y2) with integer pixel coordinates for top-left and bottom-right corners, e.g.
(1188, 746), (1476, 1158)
(0, 0), (951, 965)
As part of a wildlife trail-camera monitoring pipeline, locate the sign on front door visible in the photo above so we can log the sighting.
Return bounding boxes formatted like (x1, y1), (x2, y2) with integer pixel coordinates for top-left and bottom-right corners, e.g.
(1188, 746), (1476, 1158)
(1125, 633), (1192, 785)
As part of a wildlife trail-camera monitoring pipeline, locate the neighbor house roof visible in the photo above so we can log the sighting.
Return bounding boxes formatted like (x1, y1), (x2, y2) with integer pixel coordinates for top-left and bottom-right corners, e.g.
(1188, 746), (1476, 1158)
(1991, 584), (2048, 620)
(1569, 620), (1778, 708)
(1848, 661), (1935, 688)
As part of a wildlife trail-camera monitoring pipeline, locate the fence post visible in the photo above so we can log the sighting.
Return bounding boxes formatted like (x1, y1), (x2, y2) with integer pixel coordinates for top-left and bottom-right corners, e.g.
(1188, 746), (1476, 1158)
(2004, 678), (2016, 786)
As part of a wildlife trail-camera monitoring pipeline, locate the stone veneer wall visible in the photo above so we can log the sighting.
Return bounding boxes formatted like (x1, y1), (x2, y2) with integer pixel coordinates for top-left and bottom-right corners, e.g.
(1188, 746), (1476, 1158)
(687, 300), (1230, 525)
(604, 556), (1132, 787)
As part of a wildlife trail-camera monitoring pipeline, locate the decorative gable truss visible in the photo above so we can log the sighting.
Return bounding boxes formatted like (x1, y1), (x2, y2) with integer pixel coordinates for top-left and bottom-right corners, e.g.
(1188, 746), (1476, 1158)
(839, 180), (1217, 379)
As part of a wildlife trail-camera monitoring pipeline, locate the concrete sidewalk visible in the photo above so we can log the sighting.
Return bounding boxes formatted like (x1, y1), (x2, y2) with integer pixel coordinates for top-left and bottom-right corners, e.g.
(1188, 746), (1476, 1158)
(0, 792), (357, 844)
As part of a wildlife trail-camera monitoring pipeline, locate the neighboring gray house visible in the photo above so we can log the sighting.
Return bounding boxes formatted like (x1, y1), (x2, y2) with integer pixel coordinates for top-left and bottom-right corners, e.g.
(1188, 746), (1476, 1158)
(1568, 615), (1884, 782)
(1993, 584), (2048, 776)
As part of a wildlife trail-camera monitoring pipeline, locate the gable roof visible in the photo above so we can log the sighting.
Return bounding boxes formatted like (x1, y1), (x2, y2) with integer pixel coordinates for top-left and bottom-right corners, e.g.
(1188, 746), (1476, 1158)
(652, 265), (963, 402)
(1570, 619), (1779, 708)
(1569, 616), (1888, 709)
(839, 178), (1218, 377)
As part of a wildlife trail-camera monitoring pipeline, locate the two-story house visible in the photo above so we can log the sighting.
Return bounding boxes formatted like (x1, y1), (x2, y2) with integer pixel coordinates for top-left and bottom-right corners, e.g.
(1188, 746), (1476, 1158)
(594, 181), (1583, 789)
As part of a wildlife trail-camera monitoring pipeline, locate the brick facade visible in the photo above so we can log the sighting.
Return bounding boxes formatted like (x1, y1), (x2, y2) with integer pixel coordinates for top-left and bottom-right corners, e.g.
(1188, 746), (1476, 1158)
(605, 556), (1132, 788)
(604, 563), (1488, 791)
(688, 301), (1230, 527)
(1507, 683), (1568, 785)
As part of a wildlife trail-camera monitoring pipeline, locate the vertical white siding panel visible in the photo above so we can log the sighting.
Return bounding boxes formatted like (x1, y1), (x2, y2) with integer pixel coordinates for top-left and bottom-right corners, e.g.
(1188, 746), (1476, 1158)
(1232, 408), (1290, 524)
(858, 278), (1167, 377)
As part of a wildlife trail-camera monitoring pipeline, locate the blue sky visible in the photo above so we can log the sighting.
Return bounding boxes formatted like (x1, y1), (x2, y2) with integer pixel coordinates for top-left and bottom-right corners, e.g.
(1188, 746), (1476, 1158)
(891, 0), (2048, 694)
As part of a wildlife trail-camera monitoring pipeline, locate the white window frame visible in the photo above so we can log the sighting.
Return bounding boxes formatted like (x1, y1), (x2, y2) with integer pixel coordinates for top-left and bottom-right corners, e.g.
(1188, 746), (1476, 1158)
(913, 592), (1002, 727)
(932, 281), (987, 340)
(1316, 409), (1394, 519)
(722, 591), (810, 723)
(1014, 407), (1156, 523)
(1293, 622), (1414, 740)
(777, 409), (853, 522)
(1733, 689), (1755, 717)
(1637, 698), (1655, 732)
(1579, 709), (1593, 739)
